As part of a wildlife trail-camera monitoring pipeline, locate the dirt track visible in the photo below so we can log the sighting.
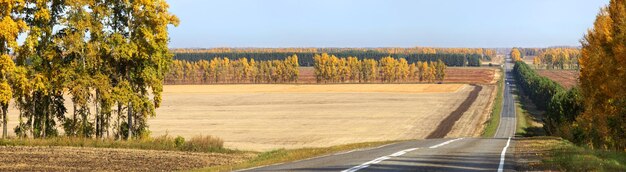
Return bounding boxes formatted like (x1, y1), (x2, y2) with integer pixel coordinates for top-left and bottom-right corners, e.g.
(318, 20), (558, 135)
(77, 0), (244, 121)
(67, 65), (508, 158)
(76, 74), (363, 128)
(426, 85), (484, 139)
(0, 146), (254, 171)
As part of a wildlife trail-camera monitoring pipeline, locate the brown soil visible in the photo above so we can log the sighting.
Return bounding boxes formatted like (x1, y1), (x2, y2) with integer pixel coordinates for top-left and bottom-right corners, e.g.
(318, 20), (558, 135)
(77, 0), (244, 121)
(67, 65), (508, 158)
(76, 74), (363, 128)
(426, 85), (483, 138)
(0, 146), (254, 171)
(444, 68), (497, 84)
(535, 70), (579, 88)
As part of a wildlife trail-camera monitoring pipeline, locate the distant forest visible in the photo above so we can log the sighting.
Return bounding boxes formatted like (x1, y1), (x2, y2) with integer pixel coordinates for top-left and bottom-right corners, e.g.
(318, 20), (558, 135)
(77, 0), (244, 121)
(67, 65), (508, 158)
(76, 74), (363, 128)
(171, 48), (495, 67)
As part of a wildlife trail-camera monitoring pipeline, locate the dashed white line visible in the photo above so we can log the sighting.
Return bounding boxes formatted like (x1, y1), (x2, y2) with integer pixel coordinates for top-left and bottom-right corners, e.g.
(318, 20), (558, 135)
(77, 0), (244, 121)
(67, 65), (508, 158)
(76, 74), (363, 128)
(429, 138), (464, 149)
(341, 148), (418, 172)
(342, 138), (465, 172)
(498, 137), (512, 172)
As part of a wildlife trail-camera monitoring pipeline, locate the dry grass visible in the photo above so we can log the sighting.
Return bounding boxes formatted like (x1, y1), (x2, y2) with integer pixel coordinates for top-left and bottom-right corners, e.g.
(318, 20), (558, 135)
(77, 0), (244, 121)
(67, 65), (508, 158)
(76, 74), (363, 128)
(514, 137), (626, 171)
(0, 134), (227, 153)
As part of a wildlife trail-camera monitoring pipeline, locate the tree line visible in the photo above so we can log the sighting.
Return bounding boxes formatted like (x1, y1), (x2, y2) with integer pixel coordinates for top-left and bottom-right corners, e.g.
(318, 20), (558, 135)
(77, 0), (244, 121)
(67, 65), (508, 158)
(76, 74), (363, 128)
(313, 54), (446, 83)
(0, 0), (178, 140)
(171, 47), (496, 59)
(532, 48), (580, 70)
(164, 53), (447, 84)
(516, 47), (580, 57)
(513, 61), (588, 149)
(173, 51), (482, 67)
(166, 55), (299, 84)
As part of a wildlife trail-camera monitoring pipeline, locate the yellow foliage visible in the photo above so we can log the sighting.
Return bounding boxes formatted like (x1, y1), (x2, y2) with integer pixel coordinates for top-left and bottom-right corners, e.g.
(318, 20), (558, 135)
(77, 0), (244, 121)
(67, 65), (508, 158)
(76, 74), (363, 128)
(579, 2), (626, 150)
(0, 81), (10, 105)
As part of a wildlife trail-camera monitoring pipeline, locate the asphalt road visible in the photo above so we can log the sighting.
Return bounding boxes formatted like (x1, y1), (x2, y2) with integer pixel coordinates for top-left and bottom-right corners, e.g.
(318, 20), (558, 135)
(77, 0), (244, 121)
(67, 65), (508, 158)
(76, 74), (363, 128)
(241, 58), (517, 172)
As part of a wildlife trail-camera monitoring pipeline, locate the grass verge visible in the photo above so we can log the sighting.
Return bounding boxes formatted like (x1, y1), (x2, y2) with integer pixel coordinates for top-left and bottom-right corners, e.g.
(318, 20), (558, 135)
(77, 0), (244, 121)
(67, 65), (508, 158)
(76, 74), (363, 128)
(512, 83), (546, 137)
(0, 134), (234, 153)
(482, 67), (504, 137)
(515, 96), (530, 135)
(195, 140), (400, 172)
(515, 137), (626, 171)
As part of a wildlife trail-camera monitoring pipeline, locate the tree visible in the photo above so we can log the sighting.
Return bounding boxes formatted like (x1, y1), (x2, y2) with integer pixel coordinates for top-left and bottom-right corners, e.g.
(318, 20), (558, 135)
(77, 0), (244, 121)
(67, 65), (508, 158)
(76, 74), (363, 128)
(435, 60), (447, 82)
(347, 56), (361, 82)
(533, 57), (542, 69)
(397, 58), (409, 81)
(0, 0), (27, 138)
(361, 59), (377, 82)
(379, 56), (396, 82)
(428, 62), (437, 83)
(9, 0), (178, 139)
(578, 0), (626, 150)
(511, 48), (523, 62)
(286, 55), (299, 82)
(408, 63), (417, 81)
(0, 55), (14, 138)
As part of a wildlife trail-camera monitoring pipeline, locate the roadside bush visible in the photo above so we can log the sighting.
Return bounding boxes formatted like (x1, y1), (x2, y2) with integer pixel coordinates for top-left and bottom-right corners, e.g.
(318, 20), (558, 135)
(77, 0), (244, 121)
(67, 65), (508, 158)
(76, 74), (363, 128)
(175, 136), (185, 147)
(545, 87), (584, 139)
(180, 135), (224, 152)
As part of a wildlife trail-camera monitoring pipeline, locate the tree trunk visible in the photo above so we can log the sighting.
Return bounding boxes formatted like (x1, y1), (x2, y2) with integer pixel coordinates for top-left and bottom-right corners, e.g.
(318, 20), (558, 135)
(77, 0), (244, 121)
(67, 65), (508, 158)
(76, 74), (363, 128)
(117, 103), (122, 139)
(42, 110), (47, 138)
(127, 102), (132, 140)
(95, 93), (99, 138)
(73, 103), (77, 136)
(2, 106), (7, 139)
(82, 105), (88, 138)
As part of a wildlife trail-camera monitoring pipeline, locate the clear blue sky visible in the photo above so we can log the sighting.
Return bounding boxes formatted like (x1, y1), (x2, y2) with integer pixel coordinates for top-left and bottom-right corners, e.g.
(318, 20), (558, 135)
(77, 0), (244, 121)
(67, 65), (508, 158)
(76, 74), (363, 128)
(167, 0), (609, 48)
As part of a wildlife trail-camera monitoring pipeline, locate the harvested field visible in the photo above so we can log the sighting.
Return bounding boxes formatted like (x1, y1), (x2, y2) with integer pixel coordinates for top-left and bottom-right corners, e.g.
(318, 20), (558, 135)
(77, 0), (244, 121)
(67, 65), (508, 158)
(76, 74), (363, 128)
(447, 84), (496, 138)
(427, 85), (482, 138)
(298, 67), (497, 84)
(0, 146), (254, 171)
(149, 84), (494, 151)
(535, 70), (579, 88)
(444, 68), (498, 84)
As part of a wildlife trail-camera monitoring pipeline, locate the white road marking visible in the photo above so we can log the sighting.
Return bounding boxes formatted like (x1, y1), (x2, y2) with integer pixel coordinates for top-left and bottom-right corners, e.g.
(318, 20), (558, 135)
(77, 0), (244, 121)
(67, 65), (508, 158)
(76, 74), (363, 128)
(334, 149), (358, 156)
(343, 138), (466, 172)
(236, 142), (401, 172)
(341, 148), (419, 172)
(428, 138), (464, 149)
(498, 137), (512, 172)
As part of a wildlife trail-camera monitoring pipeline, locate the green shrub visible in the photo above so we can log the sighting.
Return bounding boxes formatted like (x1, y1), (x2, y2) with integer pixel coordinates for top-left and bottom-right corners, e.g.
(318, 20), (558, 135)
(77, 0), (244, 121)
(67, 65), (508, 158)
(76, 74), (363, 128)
(175, 136), (185, 147)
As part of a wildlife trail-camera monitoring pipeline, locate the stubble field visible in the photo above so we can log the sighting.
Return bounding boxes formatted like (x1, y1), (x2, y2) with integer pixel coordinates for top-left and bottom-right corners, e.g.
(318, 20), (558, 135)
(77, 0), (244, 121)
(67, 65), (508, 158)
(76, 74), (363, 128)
(150, 84), (495, 151)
